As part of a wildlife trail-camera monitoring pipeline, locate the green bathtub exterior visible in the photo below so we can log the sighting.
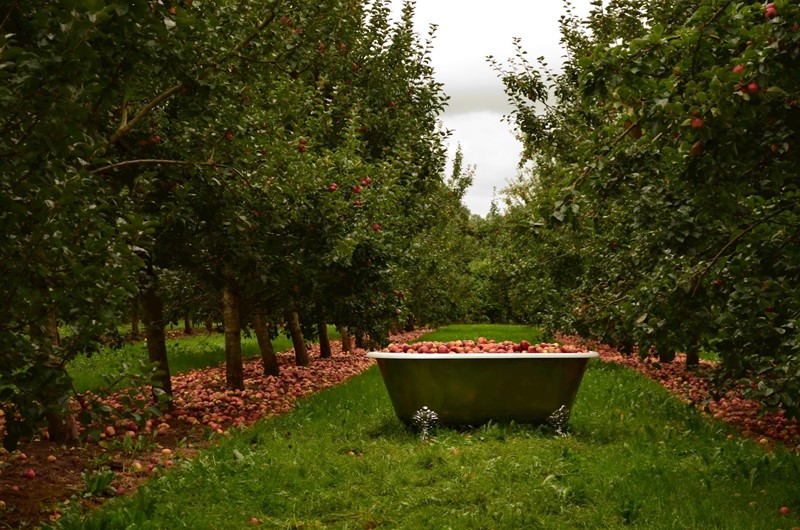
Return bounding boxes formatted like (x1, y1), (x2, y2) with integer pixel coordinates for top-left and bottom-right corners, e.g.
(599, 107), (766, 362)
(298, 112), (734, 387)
(367, 352), (599, 426)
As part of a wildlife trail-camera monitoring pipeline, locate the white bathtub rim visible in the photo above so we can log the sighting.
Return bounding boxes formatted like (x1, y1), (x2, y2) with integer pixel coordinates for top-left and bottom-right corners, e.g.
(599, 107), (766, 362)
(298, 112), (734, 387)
(366, 351), (599, 360)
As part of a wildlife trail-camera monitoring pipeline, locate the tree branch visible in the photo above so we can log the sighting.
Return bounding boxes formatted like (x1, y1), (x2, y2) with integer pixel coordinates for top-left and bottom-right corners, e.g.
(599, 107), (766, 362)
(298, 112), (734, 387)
(90, 158), (216, 174)
(107, 84), (185, 146)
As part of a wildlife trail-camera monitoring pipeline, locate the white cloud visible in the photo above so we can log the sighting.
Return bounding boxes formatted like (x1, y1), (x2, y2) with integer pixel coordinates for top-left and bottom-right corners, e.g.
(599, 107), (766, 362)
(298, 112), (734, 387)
(388, 0), (595, 216)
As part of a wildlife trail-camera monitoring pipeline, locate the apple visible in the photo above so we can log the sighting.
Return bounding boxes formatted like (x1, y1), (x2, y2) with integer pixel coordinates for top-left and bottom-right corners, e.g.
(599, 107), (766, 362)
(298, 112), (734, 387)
(371, 223), (381, 231)
(519, 340), (531, 350)
(249, 517), (262, 525)
(224, 130), (234, 141)
(732, 64), (745, 74)
(22, 469), (35, 479)
(351, 185), (362, 193)
(105, 425), (116, 437)
(779, 506), (790, 515)
(47, 455), (57, 463)
(168, 6), (177, 15)
(690, 116), (704, 129)
(115, 486), (126, 496)
(360, 177), (372, 185)
(765, 3), (777, 18)
(747, 81), (760, 94)
(298, 138), (307, 153)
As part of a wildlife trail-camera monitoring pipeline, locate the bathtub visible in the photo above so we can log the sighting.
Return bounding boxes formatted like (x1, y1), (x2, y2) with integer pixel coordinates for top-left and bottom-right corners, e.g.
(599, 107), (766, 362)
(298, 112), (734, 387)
(367, 351), (598, 427)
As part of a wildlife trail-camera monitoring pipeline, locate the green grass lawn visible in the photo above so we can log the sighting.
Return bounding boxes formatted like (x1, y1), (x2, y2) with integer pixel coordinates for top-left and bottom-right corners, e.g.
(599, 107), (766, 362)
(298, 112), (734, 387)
(54, 326), (800, 529)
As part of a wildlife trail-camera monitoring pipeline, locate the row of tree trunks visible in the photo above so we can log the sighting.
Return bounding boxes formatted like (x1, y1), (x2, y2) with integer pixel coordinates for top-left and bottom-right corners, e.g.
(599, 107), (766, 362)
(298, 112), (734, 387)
(132, 271), (344, 393)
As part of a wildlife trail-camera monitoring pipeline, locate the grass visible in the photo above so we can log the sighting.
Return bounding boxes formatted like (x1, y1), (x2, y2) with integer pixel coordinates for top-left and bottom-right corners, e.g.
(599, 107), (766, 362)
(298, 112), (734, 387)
(414, 323), (543, 344)
(68, 328), (339, 393)
(53, 326), (800, 529)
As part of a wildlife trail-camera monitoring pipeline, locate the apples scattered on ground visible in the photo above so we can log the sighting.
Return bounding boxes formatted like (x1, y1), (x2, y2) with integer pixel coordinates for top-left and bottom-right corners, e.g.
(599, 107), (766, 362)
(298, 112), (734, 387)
(556, 333), (800, 451)
(66, 334), (414, 441)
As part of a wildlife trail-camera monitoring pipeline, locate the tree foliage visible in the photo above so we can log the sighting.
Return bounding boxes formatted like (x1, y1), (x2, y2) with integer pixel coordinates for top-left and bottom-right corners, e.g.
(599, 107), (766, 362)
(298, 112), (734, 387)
(495, 0), (800, 415)
(0, 0), (458, 449)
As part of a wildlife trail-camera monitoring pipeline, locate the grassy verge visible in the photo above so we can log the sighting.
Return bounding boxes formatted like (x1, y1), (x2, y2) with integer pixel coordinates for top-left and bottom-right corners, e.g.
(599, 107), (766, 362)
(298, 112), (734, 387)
(54, 328), (800, 529)
(68, 328), (339, 393)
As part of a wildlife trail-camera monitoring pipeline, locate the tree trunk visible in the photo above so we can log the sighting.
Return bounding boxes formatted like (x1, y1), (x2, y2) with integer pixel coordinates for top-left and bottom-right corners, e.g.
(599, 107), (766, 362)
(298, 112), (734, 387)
(340, 325), (352, 353)
(31, 307), (77, 444)
(686, 349), (700, 367)
(253, 311), (279, 376)
(183, 313), (192, 335)
(354, 326), (366, 349)
(404, 314), (415, 332)
(285, 311), (309, 366)
(140, 278), (173, 397)
(318, 320), (331, 358)
(131, 301), (139, 340)
(205, 317), (214, 334)
(223, 279), (244, 390)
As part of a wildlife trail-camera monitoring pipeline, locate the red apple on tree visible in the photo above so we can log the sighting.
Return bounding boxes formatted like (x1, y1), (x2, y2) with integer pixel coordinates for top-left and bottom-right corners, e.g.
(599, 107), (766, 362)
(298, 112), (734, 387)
(732, 64), (745, 74)
(690, 116), (704, 129)
(765, 3), (777, 18)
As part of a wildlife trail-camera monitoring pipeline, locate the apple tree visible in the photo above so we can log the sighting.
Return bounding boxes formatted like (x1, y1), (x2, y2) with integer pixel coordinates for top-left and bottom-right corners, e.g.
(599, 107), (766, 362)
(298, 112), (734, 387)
(495, 0), (800, 415)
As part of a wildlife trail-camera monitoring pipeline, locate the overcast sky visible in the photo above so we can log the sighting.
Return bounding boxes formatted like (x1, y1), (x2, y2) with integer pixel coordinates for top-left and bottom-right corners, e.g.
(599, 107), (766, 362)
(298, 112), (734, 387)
(388, 1), (595, 216)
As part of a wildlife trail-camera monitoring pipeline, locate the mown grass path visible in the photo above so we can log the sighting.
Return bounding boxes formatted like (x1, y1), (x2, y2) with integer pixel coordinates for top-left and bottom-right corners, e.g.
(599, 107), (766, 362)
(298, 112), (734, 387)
(51, 327), (800, 529)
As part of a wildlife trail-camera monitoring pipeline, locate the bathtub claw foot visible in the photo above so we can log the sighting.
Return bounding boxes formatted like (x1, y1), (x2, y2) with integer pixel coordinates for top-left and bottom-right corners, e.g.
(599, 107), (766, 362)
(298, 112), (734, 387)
(547, 405), (571, 437)
(412, 406), (438, 439)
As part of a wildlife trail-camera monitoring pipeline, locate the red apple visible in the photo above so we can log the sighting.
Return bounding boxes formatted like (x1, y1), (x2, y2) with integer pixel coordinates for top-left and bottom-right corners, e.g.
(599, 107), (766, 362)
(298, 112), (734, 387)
(779, 506), (790, 515)
(748, 82), (760, 94)
(224, 130), (234, 141)
(371, 223), (381, 231)
(351, 185), (362, 193)
(22, 469), (35, 479)
(360, 177), (372, 185)
(732, 64), (745, 74)
(765, 4), (777, 18)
